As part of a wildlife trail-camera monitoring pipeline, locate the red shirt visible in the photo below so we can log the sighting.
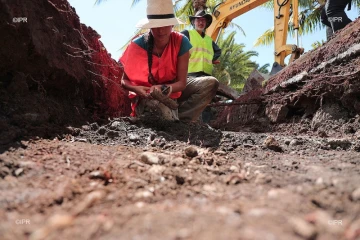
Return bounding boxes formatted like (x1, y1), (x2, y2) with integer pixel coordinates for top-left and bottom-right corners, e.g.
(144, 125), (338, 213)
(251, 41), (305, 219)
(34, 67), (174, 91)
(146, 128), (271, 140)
(120, 32), (184, 100)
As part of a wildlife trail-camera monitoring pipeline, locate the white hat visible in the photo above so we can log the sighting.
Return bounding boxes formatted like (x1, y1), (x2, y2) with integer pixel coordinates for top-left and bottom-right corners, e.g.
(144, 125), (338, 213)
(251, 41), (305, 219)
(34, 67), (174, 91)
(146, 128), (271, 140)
(136, 0), (183, 28)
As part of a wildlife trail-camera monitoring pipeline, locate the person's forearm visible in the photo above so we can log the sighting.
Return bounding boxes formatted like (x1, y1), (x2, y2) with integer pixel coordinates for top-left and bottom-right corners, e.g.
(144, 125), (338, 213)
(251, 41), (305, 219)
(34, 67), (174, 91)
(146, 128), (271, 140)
(121, 74), (136, 92)
(170, 51), (189, 93)
(212, 41), (221, 61)
(168, 80), (186, 93)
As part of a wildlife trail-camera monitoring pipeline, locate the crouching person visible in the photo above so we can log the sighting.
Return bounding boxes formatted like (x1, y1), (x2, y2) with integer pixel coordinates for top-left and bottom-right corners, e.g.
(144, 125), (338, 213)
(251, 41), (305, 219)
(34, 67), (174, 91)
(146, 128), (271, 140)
(119, 0), (191, 121)
(180, 10), (221, 122)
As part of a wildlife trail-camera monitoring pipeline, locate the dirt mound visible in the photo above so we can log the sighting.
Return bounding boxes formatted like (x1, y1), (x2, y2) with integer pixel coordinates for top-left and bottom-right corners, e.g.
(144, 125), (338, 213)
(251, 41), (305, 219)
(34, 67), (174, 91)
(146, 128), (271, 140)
(213, 18), (360, 135)
(0, 0), (130, 148)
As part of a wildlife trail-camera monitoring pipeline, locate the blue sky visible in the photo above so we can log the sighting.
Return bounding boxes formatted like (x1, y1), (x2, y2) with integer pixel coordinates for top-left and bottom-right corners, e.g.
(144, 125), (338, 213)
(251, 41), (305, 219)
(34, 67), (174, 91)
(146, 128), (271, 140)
(68, 0), (358, 69)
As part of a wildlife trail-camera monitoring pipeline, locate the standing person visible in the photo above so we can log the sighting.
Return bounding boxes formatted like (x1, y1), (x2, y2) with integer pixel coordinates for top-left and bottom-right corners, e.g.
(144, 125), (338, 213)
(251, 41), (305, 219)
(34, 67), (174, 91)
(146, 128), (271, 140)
(321, 0), (352, 38)
(119, 0), (192, 121)
(320, 4), (334, 40)
(179, 10), (221, 122)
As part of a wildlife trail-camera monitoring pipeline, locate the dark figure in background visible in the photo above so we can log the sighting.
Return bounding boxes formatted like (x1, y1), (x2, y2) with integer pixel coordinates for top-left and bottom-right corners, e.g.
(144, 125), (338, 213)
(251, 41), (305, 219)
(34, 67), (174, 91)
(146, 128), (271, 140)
(320, 0), (352, 40)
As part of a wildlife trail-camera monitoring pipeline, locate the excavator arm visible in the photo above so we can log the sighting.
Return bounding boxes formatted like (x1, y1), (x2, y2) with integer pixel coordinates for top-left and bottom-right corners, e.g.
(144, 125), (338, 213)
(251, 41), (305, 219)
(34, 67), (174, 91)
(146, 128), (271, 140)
(206, 0), (304, 74)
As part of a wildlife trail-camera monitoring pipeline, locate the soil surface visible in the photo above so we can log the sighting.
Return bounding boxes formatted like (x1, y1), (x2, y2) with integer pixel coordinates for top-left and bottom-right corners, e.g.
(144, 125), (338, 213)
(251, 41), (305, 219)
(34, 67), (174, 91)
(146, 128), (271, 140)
(1, 118), (360, 240)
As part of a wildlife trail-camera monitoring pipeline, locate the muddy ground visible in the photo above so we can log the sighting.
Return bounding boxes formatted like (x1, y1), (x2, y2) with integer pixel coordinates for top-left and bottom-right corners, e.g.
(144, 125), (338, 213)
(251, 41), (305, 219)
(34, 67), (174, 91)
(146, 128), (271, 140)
(1, 117), (360, 240)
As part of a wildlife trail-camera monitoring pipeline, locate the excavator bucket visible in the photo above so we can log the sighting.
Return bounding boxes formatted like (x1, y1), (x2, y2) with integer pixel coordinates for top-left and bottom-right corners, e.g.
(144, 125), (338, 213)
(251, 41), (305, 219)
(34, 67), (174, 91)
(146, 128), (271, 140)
(269, 62), (284, 76)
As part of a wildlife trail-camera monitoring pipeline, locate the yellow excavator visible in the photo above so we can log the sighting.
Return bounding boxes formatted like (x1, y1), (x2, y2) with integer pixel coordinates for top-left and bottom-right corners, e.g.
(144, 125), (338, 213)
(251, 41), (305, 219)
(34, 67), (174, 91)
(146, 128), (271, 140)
(206, 0), (304, 75)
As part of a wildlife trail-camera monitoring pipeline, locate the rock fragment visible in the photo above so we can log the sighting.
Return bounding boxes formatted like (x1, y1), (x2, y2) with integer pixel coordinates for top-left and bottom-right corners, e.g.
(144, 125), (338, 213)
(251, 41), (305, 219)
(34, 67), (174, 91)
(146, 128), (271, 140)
(140, 152), (165, 165)
(184, 146), (198, 158)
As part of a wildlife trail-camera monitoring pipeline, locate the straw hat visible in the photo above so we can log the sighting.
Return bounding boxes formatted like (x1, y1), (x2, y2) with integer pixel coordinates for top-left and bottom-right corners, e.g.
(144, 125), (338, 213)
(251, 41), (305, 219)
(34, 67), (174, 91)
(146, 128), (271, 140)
(136, 0), (183, 28)
(189, 10), (213, 29)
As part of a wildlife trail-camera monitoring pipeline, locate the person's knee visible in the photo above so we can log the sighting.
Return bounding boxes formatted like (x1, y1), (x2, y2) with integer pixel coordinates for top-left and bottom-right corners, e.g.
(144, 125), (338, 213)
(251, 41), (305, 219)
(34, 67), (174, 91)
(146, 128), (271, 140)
(208, 77), (219, 90)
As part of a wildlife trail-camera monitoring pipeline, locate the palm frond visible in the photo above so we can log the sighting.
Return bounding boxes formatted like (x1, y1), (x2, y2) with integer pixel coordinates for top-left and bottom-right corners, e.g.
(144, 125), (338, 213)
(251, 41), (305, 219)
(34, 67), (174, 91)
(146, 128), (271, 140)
(94, 0), (106, 5)
(253, 27), (274, 47)
(130, 0), (143, 8)
(311, 40), (325, 49)
(227, 22), (246, 37)
(295, 6), (323, 36)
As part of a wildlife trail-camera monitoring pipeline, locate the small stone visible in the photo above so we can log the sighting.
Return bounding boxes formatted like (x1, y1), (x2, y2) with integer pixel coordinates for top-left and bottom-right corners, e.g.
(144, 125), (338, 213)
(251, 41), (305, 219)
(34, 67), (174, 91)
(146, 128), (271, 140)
(229, 165), (239, 172)
(289, 139), (301, 146)
(14, 168), (24, 176)
(226, 171), (246, 185)
(184, 146), (198, 158)
(110, 121), (124, 130)
(81, 125), (90, 131)
(135, 190), (153, 199)
(129, 133), (140, 142)
(290, 217), (317, 239)
(263, 136), (283, 152)
(140, 152), (165, 165)
(89, 171), (106, 180)
(351, 187), (360, 201)
(175, 175), (185, 185)
(316, 177), (324, 185)
(135, 202), (145, 208)
(76, 138), (87, 142)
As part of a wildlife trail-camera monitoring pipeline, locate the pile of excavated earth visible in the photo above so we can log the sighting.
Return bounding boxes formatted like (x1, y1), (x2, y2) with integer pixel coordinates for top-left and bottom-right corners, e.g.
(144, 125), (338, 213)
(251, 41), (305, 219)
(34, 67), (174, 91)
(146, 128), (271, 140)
(0, 0), (359, 239)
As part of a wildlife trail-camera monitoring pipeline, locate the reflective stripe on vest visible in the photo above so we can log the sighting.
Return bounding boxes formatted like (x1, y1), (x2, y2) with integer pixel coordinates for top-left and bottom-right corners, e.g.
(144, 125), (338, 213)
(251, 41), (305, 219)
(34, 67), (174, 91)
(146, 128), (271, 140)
(188, 30), (214, 75)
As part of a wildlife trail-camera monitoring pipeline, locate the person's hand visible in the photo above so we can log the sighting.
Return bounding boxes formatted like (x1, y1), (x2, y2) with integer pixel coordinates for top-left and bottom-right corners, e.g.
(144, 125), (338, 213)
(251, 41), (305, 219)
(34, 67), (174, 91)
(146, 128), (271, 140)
(133, 85), (151, 98)
(150, 85), (172, 97)
(149, 85), (162, 94)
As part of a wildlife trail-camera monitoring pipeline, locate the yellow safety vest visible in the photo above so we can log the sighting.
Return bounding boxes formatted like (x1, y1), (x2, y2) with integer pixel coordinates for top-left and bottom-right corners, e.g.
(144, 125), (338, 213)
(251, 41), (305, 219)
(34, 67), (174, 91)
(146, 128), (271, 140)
(188, 30), (214, 75)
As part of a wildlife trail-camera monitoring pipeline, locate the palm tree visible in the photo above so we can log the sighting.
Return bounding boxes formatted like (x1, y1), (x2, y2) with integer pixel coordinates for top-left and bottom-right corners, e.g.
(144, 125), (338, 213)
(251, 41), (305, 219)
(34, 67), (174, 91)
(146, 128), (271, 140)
(213, 31), (259, 91)
(255, 63), (270, 74)
(96, 0), (359, 46)
(255, 0), (360, 46)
